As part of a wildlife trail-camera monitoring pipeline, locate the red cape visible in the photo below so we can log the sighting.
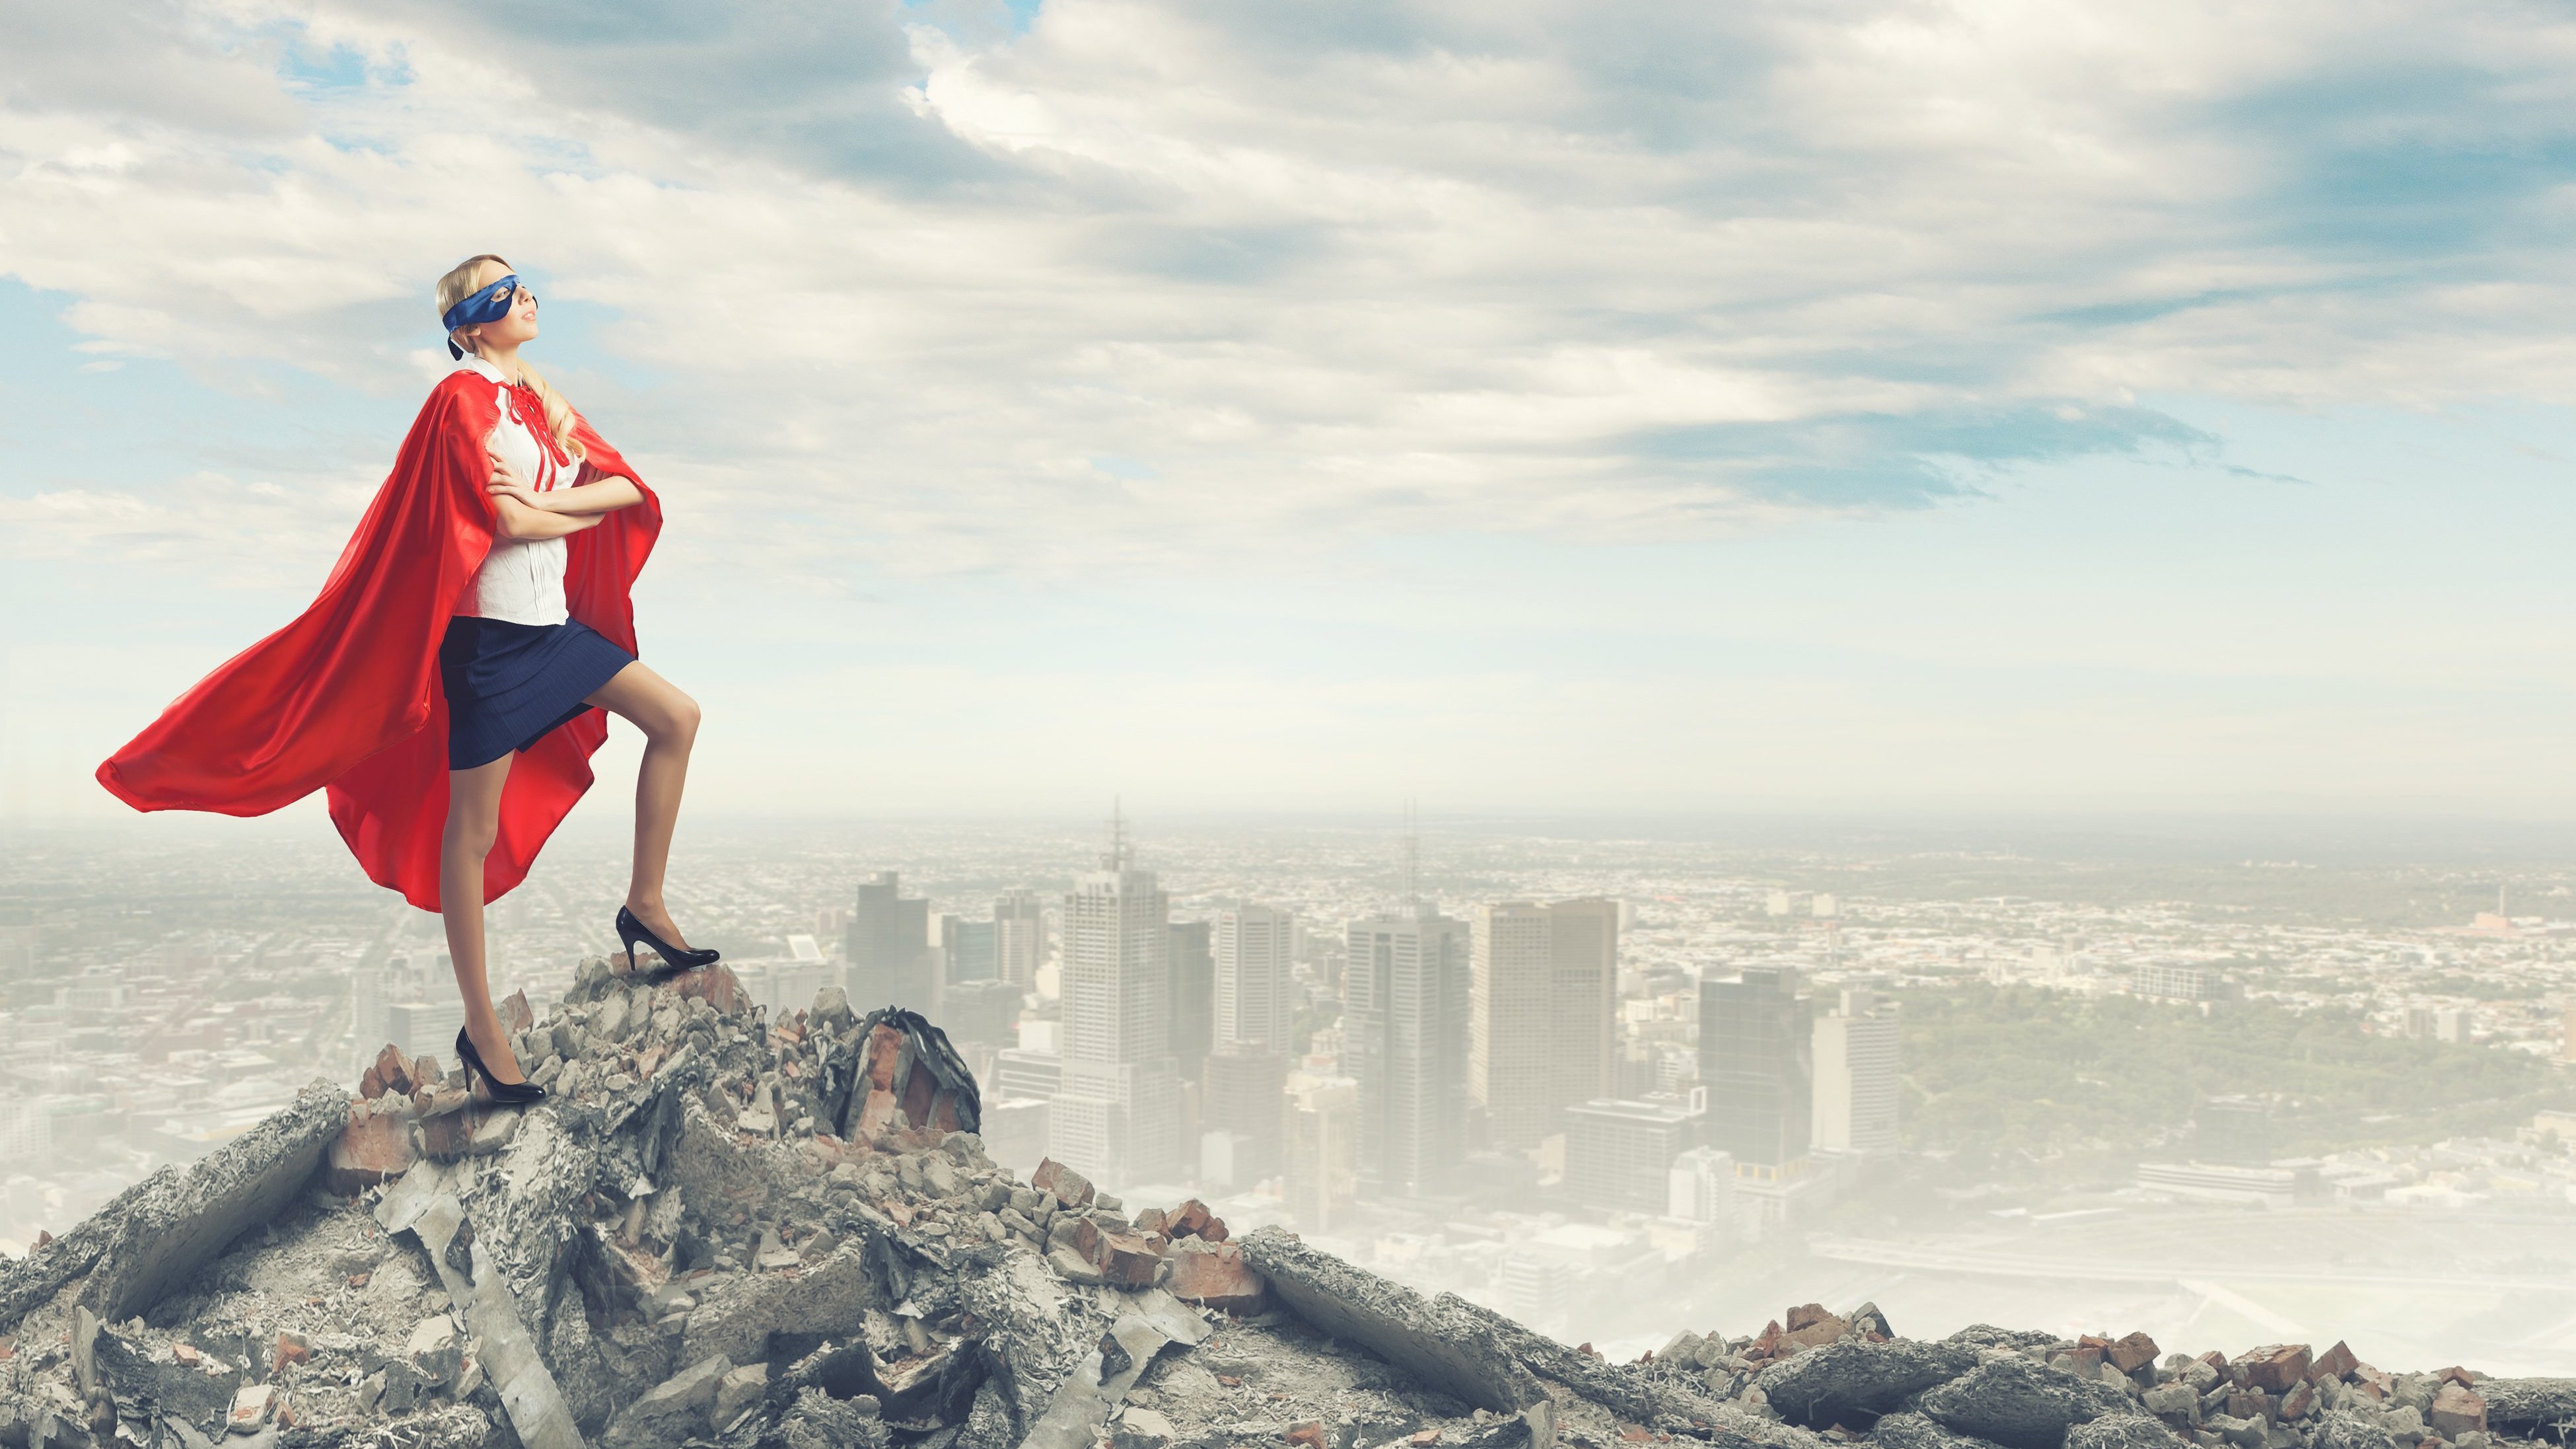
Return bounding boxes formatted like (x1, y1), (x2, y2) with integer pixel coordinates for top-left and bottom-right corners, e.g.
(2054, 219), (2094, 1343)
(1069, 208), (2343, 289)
(96, 371), (662, 911)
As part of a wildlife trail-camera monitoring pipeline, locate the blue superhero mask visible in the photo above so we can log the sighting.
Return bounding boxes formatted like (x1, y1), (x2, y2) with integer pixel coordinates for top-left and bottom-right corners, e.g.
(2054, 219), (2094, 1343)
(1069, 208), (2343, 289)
(441, 274), (535, 358)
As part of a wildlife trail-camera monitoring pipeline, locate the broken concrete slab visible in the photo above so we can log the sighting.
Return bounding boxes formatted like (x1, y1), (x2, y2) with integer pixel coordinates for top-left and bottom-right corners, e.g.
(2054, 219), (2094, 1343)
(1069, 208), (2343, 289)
(2480, 1380), (2576, 1438)
(1757, 1337), (1984, 1429)
(1918, 1353), (2131, 1449)
(77, 1079), (349, 1325)
(2064, 1414), (2191, 1449)
(1238, 1227), (1548, 1425)
(1872, 1409), (2018, 1449)
(0, 1168), (172, 1331)
(377, 1161), (585, 1449)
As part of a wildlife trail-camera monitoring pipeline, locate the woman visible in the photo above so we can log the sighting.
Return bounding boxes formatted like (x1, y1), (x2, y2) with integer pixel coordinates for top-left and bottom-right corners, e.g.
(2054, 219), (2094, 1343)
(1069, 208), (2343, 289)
(98, 252), (712, 1104)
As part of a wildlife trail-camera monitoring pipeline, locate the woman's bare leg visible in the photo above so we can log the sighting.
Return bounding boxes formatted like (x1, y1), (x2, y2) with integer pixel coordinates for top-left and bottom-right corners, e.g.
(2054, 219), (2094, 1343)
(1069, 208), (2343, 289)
(585, 661), (703, 951)
(442, 753), (527, 1086)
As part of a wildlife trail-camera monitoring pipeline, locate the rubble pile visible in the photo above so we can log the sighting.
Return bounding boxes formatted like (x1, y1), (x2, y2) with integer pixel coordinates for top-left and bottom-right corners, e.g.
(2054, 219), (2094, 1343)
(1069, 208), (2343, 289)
(0, 961), (2571, 1449)
(1643, 1306), (2576, 1449)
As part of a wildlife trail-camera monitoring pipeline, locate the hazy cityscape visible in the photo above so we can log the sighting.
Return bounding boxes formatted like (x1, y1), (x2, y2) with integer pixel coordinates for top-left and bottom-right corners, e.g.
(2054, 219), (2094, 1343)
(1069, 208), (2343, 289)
(5, 810), (2572, 1380)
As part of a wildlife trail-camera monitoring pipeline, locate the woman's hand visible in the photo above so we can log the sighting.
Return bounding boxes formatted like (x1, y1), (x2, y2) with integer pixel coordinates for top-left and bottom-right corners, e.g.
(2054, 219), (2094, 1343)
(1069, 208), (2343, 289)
(487, 445), (549, 513)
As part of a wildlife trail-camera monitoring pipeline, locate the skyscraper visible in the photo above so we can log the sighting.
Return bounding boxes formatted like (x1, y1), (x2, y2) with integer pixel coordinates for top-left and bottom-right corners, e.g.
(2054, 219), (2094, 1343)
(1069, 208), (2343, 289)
(937, 914), (998, 983)
(1564, 1094), (1703, 1212)
(1812, 986), (1900, 1154)
(1346, 906), (1470, 1199)
(1214, 905), (1297, 1053)
(1546, 898), (1620, 1116)
(1699, 966), (1811, 1173)
(1049, 818), (1178, 1185)
(995, 888), (1046, 990)
(847, 872), (934, 1011)
(1168, 920), (1214, 1084)
(1470, 898), (1619, 1150)
(1201, 1041), (1290, 1185)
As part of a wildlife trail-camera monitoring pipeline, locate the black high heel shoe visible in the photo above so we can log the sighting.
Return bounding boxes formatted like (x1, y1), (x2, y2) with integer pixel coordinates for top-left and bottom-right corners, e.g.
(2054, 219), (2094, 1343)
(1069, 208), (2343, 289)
(455, 1026), (545, 1105)
(616, 905), (720, 975)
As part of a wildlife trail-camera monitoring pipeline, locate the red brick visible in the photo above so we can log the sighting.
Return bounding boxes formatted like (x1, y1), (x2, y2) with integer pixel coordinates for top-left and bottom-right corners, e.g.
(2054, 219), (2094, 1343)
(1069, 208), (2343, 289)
(171, 1344), (196, 1366)
(359, 1066), (386, 1101)
(272, 1333), (310, 1372)
(851, 1086), (897, 1139)
(2107, 1332), (2160, 1374)
(2279, 1384), (2316, 1421)
(372, 1044), (415, 1097)
(2312, 1342), (2358, 1382)
(1097, 1231), (1163, 1286)
(1287, 1423), (1326, 1449)
(325, 1115), (417, 1194)
(1785, 1303), (1833, 1332)
(2429, 1385), (2486, 1438)
(1033, 1158), (1096, 1207)
(1200, 1214), (1229, 1244)
(1166, 1240), (1268, 1314)
(1134, 1207), (1169, 1234)
(2438, 1367), (2477, 1389)
(1408, 1433), (1441, 1447)
(667, 962), (745, 1016)
(2235, 1345), (2312, 1393)
(865, 1023), (906, 1090)
(1168, 1199), (1211, 1237)
(1782, 1314), (1847, 1352)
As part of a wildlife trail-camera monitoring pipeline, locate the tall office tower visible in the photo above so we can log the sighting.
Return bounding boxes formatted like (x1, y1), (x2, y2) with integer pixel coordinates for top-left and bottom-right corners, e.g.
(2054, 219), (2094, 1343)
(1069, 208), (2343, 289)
(1668, 1144), (1737, 1224)
(1168, 920), (1215, 1084)
(995, 889), (1046, 990)
(937, 914), (998, 984)
(944, 979), (1024, 1049)
(386, 1000), (467, 1059)
(1699, 966), (1812, 1173)
(1546, 898), (1620, 1119)
(1213, 905), (1297, 1053)
(1285, 1076), (1358, 1232)
(1470, 898), (1619, 1150)
(1200, 1041), (1290, 1183)
(1811, 987), (1900, 1154)
(846, 872), (934, 1010)
(1564, 1094), (1704, 1213)
(1346, 907), (1470, 1199)
(1049, 822), (1179, 1185)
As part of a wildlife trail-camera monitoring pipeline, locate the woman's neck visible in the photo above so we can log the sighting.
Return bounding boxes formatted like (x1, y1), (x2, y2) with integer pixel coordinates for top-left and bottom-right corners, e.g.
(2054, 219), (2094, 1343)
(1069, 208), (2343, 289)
(475, 342), (524, 381)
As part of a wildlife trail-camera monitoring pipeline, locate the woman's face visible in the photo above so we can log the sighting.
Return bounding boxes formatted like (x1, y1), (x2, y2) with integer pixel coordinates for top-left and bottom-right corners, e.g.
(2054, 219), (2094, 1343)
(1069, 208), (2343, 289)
(466, 258), (540, 351)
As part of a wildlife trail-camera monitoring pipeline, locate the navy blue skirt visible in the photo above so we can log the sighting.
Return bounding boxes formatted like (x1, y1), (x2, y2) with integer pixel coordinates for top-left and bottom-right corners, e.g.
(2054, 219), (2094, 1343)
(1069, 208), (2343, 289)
(439, 616), (635, 770)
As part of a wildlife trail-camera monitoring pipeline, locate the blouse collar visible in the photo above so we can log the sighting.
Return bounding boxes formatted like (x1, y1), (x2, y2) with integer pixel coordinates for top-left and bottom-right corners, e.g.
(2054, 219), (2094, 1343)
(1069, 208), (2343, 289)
(457, 352), (525, 389)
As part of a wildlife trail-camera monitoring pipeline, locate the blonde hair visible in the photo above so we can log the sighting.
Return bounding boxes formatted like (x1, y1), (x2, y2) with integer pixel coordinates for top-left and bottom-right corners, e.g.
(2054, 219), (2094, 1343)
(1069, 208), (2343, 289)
(436, 252), (583, 463)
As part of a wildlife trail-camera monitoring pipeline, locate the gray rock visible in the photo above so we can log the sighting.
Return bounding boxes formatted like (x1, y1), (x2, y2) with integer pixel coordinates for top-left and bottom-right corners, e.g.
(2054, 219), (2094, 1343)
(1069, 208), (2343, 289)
(713, 1362), (769, 1430)
(1756, 1337), (1981, 1428)
(602, 1353), (733, 1448)
(2065, 1415), (2189, 1449)
(1948, 1326), (2067, 1353)
(1872, 1410), (2016, 1449)
(1919, 1353), (2130, 1449)
(2141, 1382), (2199, 1423)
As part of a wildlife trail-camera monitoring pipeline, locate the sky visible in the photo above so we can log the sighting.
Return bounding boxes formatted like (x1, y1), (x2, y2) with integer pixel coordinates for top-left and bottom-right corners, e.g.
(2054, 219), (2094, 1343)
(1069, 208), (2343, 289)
(7, 0), (2576, 824)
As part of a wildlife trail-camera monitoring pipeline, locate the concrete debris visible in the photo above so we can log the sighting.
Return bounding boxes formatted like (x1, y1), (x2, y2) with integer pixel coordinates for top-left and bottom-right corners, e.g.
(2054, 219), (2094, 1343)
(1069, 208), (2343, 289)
(7, 981), (2576, 1449)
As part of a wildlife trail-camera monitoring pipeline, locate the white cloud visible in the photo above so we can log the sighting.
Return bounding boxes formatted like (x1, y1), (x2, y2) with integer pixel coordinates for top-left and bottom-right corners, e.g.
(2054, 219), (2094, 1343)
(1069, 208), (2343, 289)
(6, 0), (2575, 588)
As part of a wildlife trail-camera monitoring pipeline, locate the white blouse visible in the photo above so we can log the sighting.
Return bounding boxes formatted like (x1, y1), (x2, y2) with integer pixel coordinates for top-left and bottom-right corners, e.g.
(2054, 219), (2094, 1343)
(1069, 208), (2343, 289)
(455, 353), (581, 626)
